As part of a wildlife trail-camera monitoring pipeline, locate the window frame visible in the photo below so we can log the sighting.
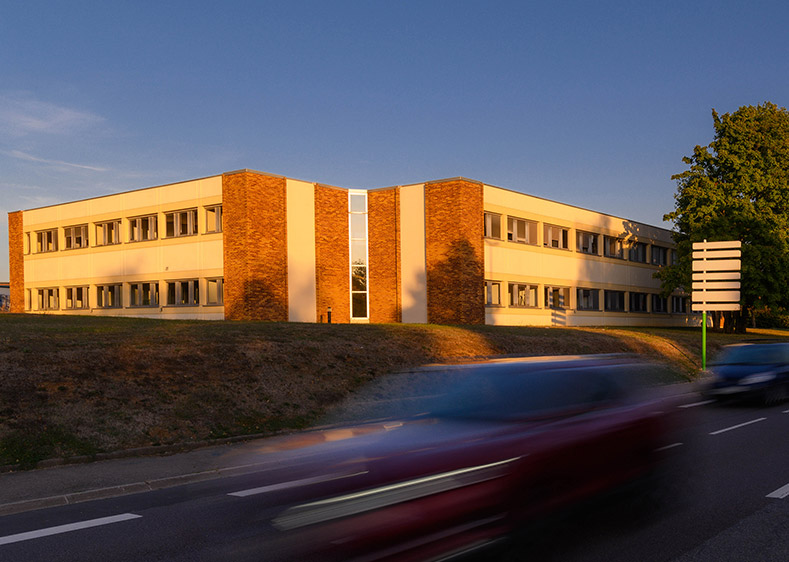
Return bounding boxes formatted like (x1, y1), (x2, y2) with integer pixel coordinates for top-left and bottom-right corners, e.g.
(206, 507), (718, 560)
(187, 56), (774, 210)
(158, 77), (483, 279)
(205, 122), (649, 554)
(206, 278), (224, 306)
(64, 224), (89, 250)
(603, 235), (624, 259)
(166, 279), (200, 307)
(543, 224), (570, 250)
(165, 208), (198, 238)
(545, 286), (570, 309)
(65, 286), (90, 310)
(485, 280), (503, 306)
(576, 288), (600, 311)
(96, 220), (122, 246)
(604, 290), (626, 312)
(651, 245), (668, 266)
(35, 229), (58, 253)
(652, 294), (669, 313)
(37, 287), (59, 310)
(576, 231), (599, 255)
(484, 212), (502, 240)
(348, 191), (369, 320)
(129, 214), (158, 242)
(629, 292), (648, 313)
(629, 242), (648, 263)
(508, 282), (538, 308)
(96, 284), (123, 309)
(507, 216), (537, 245)
(129, 281), (160, 307)
(671, 295), (687, 313)
(205, 205), (223, 234)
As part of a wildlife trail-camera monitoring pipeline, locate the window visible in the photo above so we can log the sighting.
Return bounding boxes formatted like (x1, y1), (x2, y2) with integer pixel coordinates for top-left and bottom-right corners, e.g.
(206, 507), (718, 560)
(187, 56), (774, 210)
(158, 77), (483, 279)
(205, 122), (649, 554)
(484, 212), (501, 239)
(545, 286), (570, 309)
(35, 229), (58, 253)
(577, 231), (599, 255)
(206, 205), (223, 233)
(603, 236), (624, 259)
(670, 249), (678, 266)
(485, 280), (502, 306)
(604, 290), (625, 312)
(37, 288), (59, 310)
(651, 245), (668, 266)
(129, 215), (158, 242)
(652, 294), (668, 313)
(576, 289), (599, 310)
(508, 217), (537, 244)
(64, 225), (89, 249)
(509, 283), (538, 307)
(25, 289), (31, 311)
(165, 208), (197, 238)
(544, 225), (569, 249)
(24, 232), (31, 254)
(167, 280), (199, 306)
(207, 278), (224, 305)
(129, 282), (160, 307)
(349, 192), (369, 319)
(96, 220), (122, 246)
(630, 292), (648, 313)
(672, 295), (687, 313)
(65, 286), (89, 309)
(629, 242), (647, 263)
(96, 284), (123, 308)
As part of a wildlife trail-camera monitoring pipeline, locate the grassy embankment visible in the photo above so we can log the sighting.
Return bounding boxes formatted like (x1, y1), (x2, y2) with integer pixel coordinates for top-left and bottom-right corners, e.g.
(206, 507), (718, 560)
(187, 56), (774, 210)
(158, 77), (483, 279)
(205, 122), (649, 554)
(1, 313), (786, 468)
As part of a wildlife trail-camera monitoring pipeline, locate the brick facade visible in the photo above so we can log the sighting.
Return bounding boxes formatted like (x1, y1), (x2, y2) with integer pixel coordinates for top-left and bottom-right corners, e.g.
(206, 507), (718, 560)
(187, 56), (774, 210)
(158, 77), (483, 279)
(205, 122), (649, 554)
(222, 171), (288, 321)
(424, 179), (485, 324)
(368, 188), (401, 323)
(8, 211), (24, 313)
(314, 184), (350, 323)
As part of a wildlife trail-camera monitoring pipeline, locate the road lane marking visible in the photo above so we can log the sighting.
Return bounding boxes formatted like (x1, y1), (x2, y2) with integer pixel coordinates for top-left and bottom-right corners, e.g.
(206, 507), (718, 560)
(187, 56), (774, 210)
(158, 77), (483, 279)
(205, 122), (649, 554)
(228, 471), (368, 497)
(679, 399), (715, 408)
(0, 513), (141, 546)
(782, 410), (789, 414)
(709, 417), (766, 435)
(656, 442), (683, 452)
(767, 483), (789, 499)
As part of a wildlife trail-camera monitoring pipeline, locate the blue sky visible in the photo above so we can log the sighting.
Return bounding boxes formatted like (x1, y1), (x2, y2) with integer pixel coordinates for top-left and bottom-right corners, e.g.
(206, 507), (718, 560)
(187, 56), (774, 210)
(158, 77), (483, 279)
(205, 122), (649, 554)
(2, 1), (788, 280)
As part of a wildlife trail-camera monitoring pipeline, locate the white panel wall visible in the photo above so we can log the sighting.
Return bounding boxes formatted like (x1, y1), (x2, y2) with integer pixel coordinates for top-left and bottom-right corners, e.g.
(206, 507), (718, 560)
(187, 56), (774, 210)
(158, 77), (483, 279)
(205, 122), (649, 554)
(399, 184), (428, 324)
(286, 179), (317, 322)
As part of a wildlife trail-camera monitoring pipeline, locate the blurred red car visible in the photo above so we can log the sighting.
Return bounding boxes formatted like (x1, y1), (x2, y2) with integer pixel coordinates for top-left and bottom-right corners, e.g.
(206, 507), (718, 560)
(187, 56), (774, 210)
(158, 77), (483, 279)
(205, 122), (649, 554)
(251, 355), (682, 561)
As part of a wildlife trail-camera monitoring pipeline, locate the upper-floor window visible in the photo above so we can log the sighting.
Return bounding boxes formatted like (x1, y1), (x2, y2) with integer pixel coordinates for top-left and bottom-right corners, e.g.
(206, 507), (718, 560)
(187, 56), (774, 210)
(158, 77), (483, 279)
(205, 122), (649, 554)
(37, 288), (59, 310)
(129, 281), (160, 307)
(65, 286), (89, 309)
(129, 214), (158, 242)
(167, 279), (199, 306)
(577, 288), (599, 311)
(36, 229), (58, 253)
(165, 208), (197, 238)
(577, 231), (598, 255)
(545, 286), (570, 309)
(604, 290), (625, 312)
(96, 284), (123, 308)
(96, 220), (122, 246)
(205, 205), (223, 233)
(544, 224), (569, 250)
(629, 242), (647, 263)
(509, 283), (538, 307)
(603, 236), (624, 259)
(671, 249), (678, 266)
(651, 245), (668, 266)
(349, 192), (368, 319)
(485, 280), (502, 306)
(508, 217), (537, 245)
(484, 212), (501, 239)
(64, 225), (89, 249)
(630, 292), (648, 312)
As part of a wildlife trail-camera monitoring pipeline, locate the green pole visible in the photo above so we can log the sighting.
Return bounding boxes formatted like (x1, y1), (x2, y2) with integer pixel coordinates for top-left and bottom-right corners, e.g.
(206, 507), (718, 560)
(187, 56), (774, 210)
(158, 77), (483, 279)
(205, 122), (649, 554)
(702, 311), (707, 370)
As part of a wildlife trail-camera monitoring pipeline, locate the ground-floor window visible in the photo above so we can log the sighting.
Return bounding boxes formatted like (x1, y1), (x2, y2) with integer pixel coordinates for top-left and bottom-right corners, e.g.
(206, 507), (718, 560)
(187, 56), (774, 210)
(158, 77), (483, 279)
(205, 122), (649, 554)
(37, 288), (59, 310)
(130, 282), (160, 307)
(485, 280), (502, 306)
(509, 283), (538, 307)
(652, 294), (668, 313)
(577, 288), (599, 310)
(604, 290), (625, 312)
(97, 284), (123, 308)
(545, 286), (570, 309)
(630, 292), (648, 313)
(207, 278), (224, 305)
(65, 286), (89, 309)
(167, 280), (199, 306)
(672, 295), (687, 313)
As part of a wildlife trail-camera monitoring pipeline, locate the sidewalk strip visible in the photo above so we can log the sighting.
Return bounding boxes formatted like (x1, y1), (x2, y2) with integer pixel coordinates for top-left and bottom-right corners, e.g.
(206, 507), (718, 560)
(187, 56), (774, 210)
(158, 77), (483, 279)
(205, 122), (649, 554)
(679, 399), (715, 409)
(0, 513), (141, 546)
(767, 482), (789, 499)
(709, 417), (766, 436)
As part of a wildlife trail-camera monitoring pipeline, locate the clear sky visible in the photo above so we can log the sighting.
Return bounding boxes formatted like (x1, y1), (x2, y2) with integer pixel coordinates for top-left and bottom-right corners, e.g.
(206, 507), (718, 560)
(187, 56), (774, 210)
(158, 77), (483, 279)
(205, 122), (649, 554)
(2, 1), (789, 281)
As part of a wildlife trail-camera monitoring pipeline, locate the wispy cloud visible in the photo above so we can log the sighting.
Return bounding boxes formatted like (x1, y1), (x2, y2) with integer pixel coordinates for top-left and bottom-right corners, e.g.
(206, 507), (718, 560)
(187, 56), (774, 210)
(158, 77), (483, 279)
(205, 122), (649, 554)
(8, 150), (109, 172)
(0, 93), (104, 136)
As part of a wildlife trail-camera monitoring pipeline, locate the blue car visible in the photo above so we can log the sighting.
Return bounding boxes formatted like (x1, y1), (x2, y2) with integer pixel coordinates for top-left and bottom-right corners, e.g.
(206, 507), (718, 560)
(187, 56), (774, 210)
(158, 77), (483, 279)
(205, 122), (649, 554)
(704, 343), (789, 405)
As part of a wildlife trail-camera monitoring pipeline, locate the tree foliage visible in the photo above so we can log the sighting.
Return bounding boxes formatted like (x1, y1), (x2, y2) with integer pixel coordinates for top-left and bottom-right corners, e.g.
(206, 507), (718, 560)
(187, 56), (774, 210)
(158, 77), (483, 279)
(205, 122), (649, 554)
(659, 102), (789, 331)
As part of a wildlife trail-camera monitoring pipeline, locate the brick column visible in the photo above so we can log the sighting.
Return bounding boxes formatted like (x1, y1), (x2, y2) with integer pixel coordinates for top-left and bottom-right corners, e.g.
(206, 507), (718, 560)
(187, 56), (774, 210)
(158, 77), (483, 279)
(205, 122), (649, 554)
(424, 179), (485, 324)
(368, 188), (400, 323)
(314, 184), (350, 323)
(222, 171), (288, 321)
(8, 211), (24, 313)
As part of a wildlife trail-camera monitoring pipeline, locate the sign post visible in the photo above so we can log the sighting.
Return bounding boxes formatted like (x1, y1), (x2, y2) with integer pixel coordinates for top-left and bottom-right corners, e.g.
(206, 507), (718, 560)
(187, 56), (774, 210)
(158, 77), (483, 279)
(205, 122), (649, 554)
(691, 240), (742, 369)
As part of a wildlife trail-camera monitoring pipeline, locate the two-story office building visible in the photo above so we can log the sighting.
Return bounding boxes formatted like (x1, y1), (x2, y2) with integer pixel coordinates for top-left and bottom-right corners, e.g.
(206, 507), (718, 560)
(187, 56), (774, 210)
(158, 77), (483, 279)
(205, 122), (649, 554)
(7, 169), (690, 326)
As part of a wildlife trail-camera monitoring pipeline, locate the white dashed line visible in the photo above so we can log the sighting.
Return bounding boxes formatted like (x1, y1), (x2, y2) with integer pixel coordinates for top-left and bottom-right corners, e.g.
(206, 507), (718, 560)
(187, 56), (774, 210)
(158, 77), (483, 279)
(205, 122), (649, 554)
(782, 409), (789, 414)
(229, 471), (368, 497)
(767, 482), (789, 499)
(679, 399), (715, 408)
(656, 442), (684, 452)
(709, 417), (766, 436)
(0, 513), (141, 546)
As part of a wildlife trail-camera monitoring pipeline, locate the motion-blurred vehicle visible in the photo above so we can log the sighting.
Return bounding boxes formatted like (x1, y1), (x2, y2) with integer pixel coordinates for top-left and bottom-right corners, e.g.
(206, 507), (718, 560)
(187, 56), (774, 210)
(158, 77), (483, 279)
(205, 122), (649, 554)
(703, 342), (789, 406)
(252, 355), (682, 561)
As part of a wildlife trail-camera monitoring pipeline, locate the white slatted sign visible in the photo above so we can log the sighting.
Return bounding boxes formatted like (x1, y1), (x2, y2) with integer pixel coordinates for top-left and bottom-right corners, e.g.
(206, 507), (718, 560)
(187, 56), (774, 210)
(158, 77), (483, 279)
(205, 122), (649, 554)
(691, 240), (741, 312)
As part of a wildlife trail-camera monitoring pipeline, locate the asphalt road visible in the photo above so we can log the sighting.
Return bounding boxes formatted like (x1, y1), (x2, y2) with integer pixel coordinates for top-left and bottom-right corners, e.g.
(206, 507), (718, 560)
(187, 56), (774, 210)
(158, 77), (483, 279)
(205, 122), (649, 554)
(1, 396), (789, 561)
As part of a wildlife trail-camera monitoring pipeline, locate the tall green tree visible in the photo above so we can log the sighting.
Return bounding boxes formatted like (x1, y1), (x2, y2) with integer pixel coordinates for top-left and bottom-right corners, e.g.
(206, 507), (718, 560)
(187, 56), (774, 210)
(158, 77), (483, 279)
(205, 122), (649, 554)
(659, 102), (789, 332)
